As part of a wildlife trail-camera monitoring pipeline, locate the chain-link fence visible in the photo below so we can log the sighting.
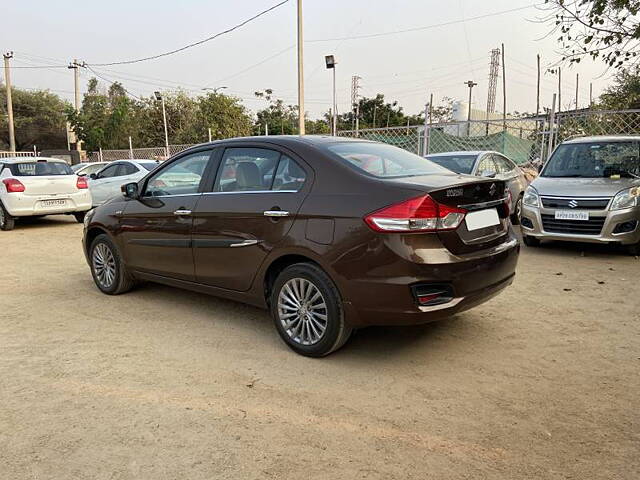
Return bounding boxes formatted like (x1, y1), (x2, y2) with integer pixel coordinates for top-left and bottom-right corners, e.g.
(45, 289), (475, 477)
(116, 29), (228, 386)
(87, 144), (197, 162)
(338, 110), (640, 166)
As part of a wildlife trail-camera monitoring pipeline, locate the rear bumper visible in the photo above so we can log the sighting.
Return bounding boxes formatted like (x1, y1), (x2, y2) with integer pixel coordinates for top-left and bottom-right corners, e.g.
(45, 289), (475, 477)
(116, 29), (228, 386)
(521, 204), (640, 245)
(339, 235), (520, 327)
(3, 191), (92, 217)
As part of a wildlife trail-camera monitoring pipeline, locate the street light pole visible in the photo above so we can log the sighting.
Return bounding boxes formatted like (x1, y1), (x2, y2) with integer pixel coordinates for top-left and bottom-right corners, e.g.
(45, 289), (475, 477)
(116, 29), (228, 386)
(325, 55), (337, 136)
(3, 52), (15, 152)
(464, 80), (477, 136)
(297, 0), (305, 135)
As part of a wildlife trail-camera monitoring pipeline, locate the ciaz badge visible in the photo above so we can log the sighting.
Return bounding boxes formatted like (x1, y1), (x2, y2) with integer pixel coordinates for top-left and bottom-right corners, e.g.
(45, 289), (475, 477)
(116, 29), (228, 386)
(446, 188), (464, 197)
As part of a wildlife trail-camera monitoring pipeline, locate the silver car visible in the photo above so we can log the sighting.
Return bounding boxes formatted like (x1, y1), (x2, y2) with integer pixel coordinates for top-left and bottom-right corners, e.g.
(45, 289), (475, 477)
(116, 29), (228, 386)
(426, 151), (529, 223)
(520, 136), (640, 255)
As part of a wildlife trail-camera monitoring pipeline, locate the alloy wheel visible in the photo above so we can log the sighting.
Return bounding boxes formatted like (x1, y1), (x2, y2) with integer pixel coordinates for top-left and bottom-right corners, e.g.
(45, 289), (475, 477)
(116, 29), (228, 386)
(92, 243), (117, 289)
(277, 278), (328, 346)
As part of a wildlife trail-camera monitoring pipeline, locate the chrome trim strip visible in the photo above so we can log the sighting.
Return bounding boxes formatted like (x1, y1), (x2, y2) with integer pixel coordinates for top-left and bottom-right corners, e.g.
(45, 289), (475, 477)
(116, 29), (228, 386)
(458, 196), (508, 210)
(418, 297), (464, 312)
(540, 195), (612, 200)
(202, 190), (297, 195)
(229, 239), (259, 248)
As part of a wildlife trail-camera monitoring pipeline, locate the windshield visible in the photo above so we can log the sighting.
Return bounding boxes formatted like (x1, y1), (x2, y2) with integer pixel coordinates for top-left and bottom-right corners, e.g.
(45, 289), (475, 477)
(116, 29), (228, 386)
(9, 162), (74, 176)
(543, 141), (640, 178)
(426, 154), (476, 174)
(326, 142), (449, 178)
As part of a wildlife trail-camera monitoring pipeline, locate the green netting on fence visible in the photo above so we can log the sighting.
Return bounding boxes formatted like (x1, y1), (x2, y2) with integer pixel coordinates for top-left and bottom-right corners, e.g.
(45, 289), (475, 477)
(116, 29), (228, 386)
(427, 129), (536, 164)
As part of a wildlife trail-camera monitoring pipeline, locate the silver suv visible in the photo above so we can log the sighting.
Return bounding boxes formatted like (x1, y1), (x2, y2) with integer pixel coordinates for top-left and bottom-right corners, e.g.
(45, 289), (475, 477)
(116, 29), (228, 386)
(520, 136), (640, 255)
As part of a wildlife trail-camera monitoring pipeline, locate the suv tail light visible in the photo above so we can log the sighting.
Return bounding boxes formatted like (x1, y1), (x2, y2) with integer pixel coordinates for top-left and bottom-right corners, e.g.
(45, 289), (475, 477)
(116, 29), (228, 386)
(364, 194), (466, 233)
(3, 178), (25, 193)
(76, 176), (89, 189)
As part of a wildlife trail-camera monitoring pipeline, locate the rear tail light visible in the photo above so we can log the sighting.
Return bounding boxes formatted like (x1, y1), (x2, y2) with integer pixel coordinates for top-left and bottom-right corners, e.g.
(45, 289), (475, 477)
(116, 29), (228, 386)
(364, 194), (466, 233)
(2, 178), (25, 193)
(76, 176), (89, 189)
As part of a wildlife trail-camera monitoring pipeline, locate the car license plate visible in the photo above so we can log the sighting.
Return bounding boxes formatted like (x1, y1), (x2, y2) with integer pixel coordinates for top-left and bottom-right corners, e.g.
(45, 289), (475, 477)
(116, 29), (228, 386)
(41, 199), (67, 207)
(465, 208), (500, 231)
(555, 210), (589, 221)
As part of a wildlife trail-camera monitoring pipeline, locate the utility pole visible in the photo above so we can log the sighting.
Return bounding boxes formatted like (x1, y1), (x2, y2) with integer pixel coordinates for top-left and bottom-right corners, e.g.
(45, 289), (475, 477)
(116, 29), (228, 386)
(372, 104), (377, 129)
(351, 75), (361, 135)
(575, 73), (579, 110)
(501, 43), (506, 130)
(590, 82), (593, 107)
(557, 67), (562, 113)
(296, 0), (305, 135)
(3, 52), (15, 152)
(548, 93), (557, 161)
(486, 48), (500, 119)
(536, 54), (541, 117)
(464, 80), (477, 136)
(154, 91), (169, 157)
(68, 59), (83, 152)
(429, 93), (433, 123)
(208, 127), (212, 142)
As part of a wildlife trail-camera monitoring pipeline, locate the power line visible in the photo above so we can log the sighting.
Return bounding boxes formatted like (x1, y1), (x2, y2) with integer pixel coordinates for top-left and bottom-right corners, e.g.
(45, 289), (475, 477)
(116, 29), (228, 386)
(86, 0), (289, 67)
(307, 4), (539, 42)
(84, 65), (142, 100)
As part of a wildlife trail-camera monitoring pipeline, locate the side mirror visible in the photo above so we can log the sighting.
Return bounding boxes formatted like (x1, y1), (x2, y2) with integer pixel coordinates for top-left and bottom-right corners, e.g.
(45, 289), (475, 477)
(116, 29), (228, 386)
(480, 170), (497, 178)
(89, 173), (98, 180)
(122, 182), (139, 199)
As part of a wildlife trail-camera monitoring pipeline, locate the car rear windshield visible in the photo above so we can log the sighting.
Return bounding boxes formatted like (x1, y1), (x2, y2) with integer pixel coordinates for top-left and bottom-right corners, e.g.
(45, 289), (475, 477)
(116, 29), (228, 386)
(326, 142), (449, 178)
(543, 141), (640, 178)
(426, 154), (476, 174)
(139, 162), (160, 171)
(9, 162), (74, 176)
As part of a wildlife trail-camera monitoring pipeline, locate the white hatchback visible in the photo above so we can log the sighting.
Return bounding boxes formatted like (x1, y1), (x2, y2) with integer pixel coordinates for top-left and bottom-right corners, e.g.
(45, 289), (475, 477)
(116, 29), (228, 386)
(88, 159), (160, 206)
(0, 157), (92, 231)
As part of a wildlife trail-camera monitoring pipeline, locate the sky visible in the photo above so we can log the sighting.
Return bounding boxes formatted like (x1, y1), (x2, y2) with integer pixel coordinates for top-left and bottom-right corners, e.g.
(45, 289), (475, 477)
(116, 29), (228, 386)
(1, 0), (617, 120)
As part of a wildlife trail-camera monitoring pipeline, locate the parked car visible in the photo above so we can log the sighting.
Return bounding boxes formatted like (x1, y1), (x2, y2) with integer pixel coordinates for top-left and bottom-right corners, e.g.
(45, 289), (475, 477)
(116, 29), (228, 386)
(71, 162), (110, 177)
(0, 157), (92, 231)
(520, 136), (640, 255)
(426, 151), (529, 224)
(83, 136), (519, 356)
(88, 159), (160, 206)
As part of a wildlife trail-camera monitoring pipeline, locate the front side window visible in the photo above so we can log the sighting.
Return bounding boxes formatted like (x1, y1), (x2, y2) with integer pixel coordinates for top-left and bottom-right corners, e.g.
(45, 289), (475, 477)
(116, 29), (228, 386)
(10, 162), (73, 176)
(97, 164), (120, 179)
(543, 141), (640, 178)
(145, 151), (211, 197)
(327, 142), (448, 178)
(426, 154), (476, 174)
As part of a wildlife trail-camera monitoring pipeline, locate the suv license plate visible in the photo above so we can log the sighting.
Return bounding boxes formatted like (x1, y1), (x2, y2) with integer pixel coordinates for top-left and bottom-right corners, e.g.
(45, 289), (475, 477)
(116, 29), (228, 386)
(555, 210), (589, 221)
(41, 199), (67, 207)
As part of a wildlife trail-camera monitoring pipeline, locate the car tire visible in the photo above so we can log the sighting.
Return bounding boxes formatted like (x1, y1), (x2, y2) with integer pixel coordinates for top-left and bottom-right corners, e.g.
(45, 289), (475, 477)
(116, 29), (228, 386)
(89, 234), (136, 295)
(627, 241), (640, 256)
(523, 235), (540, 247)
(510, 195), (523, 225)
(74, 212), (86, 223)
(0, 202), (15, 231)
(270, 262), (352, 357)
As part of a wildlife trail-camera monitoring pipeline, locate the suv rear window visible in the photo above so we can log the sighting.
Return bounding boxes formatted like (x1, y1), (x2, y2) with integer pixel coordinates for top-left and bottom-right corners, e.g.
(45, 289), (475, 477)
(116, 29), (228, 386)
(9, 162), (74, 176)
(326, 142), (449, 178)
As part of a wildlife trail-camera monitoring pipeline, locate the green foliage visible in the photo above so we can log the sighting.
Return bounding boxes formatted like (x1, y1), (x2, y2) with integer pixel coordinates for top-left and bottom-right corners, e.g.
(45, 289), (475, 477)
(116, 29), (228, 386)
(545, 0), (640, 68)
(599, 66), (640, 108)
(0, 85), (70, 151)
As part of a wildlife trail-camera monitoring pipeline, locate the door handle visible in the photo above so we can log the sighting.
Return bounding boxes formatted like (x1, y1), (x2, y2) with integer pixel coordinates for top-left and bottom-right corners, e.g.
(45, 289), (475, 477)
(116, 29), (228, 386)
(264, 210), (289, 217)
(174, 209), (192, 216)
(229, 239), (258, 248)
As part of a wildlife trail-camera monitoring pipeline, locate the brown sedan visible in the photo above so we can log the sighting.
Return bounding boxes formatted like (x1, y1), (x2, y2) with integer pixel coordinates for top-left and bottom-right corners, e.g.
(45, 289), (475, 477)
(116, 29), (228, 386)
(83, 136), (519, 356)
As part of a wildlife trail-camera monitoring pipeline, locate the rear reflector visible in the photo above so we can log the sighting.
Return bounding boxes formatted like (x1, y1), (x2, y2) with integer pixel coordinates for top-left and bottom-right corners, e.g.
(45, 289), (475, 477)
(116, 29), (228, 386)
(364, 194), (466, 233)
(76, 176), (89, 189)
(3, 178), (25, 193)
(412, 284), (455, 307)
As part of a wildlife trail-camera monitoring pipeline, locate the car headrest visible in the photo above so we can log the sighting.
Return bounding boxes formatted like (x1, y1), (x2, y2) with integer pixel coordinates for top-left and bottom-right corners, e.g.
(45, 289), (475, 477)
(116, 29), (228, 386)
(236, 162), (262, 188)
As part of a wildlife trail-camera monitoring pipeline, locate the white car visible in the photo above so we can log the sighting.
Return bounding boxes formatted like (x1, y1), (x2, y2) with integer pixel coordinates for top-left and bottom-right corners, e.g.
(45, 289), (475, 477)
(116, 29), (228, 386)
(71, 162), (110, 177)
(0, 157), (92, 231)
(88, 159), (160, 206)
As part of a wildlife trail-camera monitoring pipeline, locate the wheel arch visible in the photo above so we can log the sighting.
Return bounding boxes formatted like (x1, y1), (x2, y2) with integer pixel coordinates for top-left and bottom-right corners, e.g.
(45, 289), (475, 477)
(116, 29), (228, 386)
(84, 225), (111, 256)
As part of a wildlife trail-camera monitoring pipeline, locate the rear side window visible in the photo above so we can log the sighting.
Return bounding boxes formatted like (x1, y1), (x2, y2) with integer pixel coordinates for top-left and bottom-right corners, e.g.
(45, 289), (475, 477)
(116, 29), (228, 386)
(9, 162), (74, 176)
(118, 163), (139, 176)
(272, 156), (306, 191)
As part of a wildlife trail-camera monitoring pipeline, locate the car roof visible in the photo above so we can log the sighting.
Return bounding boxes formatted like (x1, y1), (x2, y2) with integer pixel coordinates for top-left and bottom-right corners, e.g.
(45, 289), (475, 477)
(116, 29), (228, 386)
(182, 135), (376, 150)
(562, 135), (640, 144)
(427, 151), (489, 157)
(1, 156), (67, 164)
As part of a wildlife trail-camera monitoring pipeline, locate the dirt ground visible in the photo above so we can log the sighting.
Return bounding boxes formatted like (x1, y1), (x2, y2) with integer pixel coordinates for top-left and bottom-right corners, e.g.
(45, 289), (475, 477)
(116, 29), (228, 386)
(1, 216), (638, 480)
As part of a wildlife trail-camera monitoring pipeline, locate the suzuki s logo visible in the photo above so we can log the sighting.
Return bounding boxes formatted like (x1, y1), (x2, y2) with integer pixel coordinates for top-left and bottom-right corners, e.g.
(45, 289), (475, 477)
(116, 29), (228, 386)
(446, 188), (463, 197)
(568, 200), (579, 208)
(489, 183), (497, 196)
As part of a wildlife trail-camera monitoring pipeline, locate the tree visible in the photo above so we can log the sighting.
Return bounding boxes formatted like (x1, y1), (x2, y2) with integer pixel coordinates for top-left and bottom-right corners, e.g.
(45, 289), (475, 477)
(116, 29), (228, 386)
(599, 66), (640, 108)
(254, 89), (299, 135)
(0, 85), (69, 151)
(544, 0), (640, 68)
